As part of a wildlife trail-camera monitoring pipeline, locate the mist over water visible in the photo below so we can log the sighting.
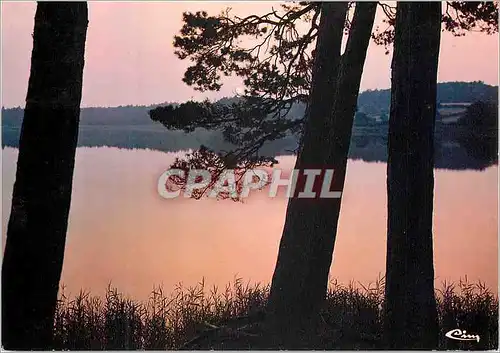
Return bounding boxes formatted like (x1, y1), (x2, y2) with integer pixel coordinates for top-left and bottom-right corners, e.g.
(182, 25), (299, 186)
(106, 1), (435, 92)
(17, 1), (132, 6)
(2, 147), (498, 300)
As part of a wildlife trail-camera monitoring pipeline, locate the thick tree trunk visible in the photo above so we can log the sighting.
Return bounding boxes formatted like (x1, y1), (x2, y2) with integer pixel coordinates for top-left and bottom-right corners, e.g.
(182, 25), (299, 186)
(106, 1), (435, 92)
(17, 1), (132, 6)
(2, 3), (88, 349)
(266, 3), (376, 346)
(323, 0), (377, 264)
(384, 2), (441, 349)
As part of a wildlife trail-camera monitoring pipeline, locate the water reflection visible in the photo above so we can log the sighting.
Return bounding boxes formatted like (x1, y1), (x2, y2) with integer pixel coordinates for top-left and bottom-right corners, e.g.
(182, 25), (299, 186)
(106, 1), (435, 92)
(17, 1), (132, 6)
(2, 147), (498, 300)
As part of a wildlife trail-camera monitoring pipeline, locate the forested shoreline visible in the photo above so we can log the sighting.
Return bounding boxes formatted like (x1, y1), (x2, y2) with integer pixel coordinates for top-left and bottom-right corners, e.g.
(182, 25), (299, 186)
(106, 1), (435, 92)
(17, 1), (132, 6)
(2, 82), (498, 170)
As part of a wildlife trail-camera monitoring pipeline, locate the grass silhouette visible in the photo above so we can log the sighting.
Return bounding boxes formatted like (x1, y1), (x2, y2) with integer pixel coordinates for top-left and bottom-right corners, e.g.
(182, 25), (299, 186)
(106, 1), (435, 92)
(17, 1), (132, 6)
(52, 276), (498, 350)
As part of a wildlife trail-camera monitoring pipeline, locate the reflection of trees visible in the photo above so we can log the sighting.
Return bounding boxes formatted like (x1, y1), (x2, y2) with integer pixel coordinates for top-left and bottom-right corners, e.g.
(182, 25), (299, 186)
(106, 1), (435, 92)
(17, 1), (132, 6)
(357, 136), (370, 148)
(2, 104), (498, 170)
(457, 130), (497, 164)
(454, 101), (498, 166)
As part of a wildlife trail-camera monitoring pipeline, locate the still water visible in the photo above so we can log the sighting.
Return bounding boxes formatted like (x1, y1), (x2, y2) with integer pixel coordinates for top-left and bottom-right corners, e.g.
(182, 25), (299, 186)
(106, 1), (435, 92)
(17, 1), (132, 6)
(2, 147), (498, 299)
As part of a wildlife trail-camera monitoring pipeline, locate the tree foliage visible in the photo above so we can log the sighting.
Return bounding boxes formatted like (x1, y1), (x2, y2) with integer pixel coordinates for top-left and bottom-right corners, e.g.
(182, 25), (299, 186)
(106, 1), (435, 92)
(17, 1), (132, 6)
(150, 1), (498, 199)
(372, 2), (498, 51)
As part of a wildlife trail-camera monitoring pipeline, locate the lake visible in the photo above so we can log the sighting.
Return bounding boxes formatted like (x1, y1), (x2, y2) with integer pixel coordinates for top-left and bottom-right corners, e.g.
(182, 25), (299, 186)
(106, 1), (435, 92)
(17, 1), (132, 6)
(2, 146), (498, 300)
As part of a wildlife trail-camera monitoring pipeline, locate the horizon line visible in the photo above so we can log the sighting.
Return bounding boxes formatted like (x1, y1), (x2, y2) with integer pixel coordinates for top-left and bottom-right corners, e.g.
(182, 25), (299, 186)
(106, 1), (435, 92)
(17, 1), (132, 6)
(0, 80), (497, 110)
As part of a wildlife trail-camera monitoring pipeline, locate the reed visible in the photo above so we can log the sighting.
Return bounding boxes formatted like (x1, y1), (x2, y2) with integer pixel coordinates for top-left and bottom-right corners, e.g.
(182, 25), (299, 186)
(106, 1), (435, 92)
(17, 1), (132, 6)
(52, 276), (498, 350)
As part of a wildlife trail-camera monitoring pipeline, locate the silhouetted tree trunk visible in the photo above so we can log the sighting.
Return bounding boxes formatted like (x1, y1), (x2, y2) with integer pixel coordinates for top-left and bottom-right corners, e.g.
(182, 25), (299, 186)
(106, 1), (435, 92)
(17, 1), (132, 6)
(2, 2), (88, 349)
(266, 3), (376, 346)
(384, 2), (441, 349)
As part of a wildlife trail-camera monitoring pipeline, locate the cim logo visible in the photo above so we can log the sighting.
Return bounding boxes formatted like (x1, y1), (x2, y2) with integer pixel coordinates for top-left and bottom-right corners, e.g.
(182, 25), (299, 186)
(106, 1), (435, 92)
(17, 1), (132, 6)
(445, 329), (480, 343)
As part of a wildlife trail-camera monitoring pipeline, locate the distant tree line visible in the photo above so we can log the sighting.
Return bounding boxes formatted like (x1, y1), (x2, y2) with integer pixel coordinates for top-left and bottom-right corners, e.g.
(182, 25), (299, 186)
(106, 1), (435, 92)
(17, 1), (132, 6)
(357, 81), (498, 115)
(2, 82), (497, 170)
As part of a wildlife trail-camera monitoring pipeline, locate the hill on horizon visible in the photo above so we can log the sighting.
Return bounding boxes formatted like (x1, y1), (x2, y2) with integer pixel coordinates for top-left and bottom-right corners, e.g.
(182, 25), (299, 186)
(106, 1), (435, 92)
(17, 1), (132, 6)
(2, 81), (497, 113)
(2, 81), (498, 171)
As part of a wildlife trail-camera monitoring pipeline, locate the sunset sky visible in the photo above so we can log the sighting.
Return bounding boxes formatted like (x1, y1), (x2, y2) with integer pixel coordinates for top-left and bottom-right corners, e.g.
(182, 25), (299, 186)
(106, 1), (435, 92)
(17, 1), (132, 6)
(1, 2), (499, 108)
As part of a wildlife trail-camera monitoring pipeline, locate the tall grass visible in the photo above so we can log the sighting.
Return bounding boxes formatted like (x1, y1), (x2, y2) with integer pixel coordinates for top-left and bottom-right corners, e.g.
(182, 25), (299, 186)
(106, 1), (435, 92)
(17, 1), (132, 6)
(52, 277), (498, 350)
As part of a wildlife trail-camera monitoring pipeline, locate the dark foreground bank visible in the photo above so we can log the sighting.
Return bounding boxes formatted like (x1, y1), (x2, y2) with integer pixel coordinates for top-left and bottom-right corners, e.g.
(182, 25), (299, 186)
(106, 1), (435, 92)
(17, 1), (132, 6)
(52, 277), (498, 350)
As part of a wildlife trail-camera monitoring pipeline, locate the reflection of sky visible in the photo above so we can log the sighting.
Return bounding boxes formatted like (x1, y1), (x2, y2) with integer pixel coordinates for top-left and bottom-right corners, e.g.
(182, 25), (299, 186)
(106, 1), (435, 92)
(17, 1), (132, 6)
(1, 2), (499, 108)
(2, 147), (497, 300)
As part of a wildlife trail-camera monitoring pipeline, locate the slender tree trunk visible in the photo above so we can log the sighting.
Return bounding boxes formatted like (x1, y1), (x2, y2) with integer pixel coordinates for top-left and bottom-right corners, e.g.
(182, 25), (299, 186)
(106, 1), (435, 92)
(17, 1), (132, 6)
(2, 3), (88, 349)
(266, 3), (376, 346)
(384, 2), (441, 349)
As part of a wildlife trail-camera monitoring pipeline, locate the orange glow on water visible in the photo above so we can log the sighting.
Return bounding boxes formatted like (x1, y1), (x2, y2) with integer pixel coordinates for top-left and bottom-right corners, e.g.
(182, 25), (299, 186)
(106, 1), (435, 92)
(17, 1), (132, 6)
(3, 147), (496, 300)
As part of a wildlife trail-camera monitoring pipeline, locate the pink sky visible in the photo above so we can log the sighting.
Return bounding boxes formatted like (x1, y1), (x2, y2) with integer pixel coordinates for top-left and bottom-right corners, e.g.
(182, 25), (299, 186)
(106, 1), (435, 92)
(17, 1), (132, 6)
(1, 2), (499, 108)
